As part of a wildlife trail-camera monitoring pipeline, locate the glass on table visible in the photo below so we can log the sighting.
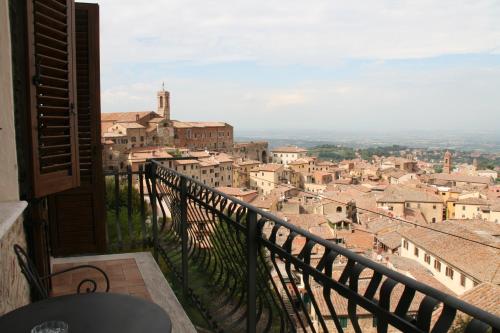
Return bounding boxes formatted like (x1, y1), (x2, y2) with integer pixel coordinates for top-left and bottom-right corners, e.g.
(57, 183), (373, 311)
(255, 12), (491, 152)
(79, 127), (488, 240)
(31, 321), (68, 333)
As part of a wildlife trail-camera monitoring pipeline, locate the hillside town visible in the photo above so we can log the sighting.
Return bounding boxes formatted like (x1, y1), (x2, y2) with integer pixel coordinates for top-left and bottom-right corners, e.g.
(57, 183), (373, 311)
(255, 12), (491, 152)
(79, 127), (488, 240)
(102, 88), (500, 331)
(3, 1), (500, 332)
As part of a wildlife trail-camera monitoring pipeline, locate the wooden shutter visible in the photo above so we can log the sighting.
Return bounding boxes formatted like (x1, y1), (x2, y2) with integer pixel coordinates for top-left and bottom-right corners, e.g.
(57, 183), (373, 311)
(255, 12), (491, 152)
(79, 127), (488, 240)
(49, 3), (106, 255)
(26, 0), (80, 198)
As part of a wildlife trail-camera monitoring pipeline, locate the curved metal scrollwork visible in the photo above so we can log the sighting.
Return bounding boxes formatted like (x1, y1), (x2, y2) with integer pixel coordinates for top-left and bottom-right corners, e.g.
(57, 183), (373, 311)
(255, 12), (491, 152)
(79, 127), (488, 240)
(146, 161), (500, 333)
(14, 244), (110, 300)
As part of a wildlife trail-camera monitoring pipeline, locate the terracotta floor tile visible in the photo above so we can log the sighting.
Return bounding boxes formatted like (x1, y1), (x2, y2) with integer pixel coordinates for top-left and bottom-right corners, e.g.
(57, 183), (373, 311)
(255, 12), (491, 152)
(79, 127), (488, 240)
(51, 258), (150, 300)
(53, 263), (75, 271)
(127, 285), (148, 294)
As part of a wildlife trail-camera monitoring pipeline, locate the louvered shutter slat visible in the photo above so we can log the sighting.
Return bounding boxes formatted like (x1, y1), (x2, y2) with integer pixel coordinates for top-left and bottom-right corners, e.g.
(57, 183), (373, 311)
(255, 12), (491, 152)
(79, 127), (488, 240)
(27, 0), (79, 197)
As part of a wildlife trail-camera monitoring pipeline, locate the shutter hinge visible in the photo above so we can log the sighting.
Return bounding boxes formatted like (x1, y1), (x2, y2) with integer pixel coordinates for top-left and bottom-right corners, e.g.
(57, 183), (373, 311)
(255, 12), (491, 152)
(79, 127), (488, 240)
(70, 103), (77, 115)
(32, 59), (41, 86)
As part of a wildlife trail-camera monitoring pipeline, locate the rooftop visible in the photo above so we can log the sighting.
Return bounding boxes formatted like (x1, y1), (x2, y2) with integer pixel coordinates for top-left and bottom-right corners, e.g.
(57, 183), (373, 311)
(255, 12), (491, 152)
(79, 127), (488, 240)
(250, 163), (283, 172)
(171, 120), (230, 128)
(270, 146), (307, 153)
(459, 283), (500, 317)
(377, 185), (442, 203)
(430, 173), (493, 185)
(398, 222), (500, 284)
(101, 111), (159, 122)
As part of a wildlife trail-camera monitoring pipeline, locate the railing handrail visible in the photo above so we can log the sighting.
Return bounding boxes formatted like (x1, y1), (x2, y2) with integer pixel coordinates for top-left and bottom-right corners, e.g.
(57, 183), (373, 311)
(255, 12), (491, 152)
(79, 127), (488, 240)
(148, 159), (500, 330)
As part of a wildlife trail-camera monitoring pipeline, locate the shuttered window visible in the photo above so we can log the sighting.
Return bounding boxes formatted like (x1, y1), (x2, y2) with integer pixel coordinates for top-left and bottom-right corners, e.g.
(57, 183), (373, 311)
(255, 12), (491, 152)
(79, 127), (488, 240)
(48, 2), (106, 256)
(27, 0), (80, 197)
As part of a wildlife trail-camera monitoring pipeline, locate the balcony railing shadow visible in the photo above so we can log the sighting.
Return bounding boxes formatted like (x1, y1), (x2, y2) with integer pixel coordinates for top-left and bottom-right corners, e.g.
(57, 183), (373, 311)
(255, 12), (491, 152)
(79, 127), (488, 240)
(104, 161), (500, 333)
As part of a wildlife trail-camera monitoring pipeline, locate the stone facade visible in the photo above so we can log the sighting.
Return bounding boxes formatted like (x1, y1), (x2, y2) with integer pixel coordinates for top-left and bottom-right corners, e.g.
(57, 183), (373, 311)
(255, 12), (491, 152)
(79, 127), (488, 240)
(0, 203), (30, 315)
(172, 121), (234, 152)
(232, 141), (269, 162)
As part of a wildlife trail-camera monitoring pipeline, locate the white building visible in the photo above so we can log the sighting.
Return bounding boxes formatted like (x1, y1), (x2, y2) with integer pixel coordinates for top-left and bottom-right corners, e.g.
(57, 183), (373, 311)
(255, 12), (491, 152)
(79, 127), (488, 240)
(399, 221), (500, 295)
(271, 146), (307, 166)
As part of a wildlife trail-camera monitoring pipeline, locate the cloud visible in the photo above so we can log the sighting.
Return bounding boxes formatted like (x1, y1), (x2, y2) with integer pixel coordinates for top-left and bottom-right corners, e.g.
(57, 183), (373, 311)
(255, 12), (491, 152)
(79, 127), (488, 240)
(90, 0), (500, 66)
(265, 91), (308, 109)
(92, 0), (500, 133)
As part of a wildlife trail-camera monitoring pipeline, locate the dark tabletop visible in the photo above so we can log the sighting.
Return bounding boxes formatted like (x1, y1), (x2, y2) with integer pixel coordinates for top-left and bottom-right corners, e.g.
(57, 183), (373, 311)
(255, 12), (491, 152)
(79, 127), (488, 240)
(0, 292), (172, 333)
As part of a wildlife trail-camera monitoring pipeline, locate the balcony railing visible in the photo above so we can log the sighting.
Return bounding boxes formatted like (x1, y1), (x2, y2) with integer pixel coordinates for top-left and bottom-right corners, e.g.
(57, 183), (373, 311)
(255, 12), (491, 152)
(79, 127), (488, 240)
(105, 161), (500, 332)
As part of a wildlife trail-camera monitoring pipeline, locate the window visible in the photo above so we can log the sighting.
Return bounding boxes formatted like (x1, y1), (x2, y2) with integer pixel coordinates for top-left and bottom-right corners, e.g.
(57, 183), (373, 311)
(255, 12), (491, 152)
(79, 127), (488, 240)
(414, 247), (419, 257)
(339, 317), (348, 328)
(460, 274), (466, 287)
(403, 240), (408, 250)
(140, 136), (144, 141)
(424, 254), (431, 264)
(406, 203), (410, 208)
(433, 205), (437, 209)
(202, 170), (207, 175)
(131, 137), (136, 142)
(434, 260), (441, 272)
(183, 166), (186, 171)
(462, 206), (466, 211)
(446, 267), (454, 279)
(432, 217), (436, 223)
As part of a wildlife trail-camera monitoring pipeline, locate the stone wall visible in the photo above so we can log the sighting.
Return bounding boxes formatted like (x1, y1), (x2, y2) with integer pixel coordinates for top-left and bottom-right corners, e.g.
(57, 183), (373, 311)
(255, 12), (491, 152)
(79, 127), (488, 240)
(0, 202), (30, 315)
(0, 0), (20, 201)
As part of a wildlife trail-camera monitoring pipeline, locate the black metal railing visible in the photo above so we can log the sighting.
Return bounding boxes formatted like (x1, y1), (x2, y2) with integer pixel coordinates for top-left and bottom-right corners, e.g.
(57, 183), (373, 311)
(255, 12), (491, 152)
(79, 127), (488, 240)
(140, 160), (500, 333)
(104, 165), (152, 251)
(104, 163), (500, 332)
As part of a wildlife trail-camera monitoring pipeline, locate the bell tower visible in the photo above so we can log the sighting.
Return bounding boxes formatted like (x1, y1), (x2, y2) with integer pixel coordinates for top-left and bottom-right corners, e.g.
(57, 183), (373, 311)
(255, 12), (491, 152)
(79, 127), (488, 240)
(157, 83), (170, 120)
(443, 150), (452, 174)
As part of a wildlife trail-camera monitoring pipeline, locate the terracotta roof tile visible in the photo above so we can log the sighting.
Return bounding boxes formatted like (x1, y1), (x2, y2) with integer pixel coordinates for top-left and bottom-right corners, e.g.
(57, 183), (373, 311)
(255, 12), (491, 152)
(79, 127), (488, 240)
(271, 146), (307, 153)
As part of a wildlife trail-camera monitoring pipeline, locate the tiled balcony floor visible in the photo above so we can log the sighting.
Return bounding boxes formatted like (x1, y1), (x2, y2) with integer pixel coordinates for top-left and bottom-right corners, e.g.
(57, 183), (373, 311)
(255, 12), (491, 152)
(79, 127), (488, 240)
(51, 257), (151, 300)
(51, 252), (196, 333)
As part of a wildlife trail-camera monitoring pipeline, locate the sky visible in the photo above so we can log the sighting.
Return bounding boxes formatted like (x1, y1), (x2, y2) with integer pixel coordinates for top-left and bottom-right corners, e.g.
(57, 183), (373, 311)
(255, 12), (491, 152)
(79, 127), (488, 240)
(94, 0), (500, 133)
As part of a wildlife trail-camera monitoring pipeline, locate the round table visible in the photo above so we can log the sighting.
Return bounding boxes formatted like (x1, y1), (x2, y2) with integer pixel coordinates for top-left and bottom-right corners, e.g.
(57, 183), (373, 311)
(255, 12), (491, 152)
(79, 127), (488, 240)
(0, 292), (172, 333)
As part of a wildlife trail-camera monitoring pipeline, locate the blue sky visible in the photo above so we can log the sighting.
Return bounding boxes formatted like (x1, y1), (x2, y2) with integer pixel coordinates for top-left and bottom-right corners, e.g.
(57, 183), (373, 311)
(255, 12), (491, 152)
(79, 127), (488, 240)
(94, 0), (500, 133)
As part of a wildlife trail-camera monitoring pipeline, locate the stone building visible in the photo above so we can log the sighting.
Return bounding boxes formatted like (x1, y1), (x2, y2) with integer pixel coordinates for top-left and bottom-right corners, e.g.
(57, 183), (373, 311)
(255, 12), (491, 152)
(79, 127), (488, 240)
(101, 88), (235, 170)
(232, 160), (261, 188)
(171, 121), (233, 152)
(376, 185), (444, 223)
(250, 164), (284, 195)
(232, 141), (269, 163)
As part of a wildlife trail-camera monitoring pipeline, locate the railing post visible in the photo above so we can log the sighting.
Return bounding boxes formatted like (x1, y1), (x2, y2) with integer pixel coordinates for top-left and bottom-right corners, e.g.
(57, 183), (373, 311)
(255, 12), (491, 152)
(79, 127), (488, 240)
(150, 162), (159, 261)
(246, 210), (258, 333)
(139, 164), (147, 248)
(127, 165), (133, 245)
(114, 170), (122, 250)
(180, 176), (189, 297)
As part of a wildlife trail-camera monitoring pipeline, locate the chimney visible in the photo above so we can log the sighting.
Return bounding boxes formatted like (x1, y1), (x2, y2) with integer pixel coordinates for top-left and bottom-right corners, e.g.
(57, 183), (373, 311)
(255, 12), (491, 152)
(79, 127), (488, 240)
(136, 114), (140, 121)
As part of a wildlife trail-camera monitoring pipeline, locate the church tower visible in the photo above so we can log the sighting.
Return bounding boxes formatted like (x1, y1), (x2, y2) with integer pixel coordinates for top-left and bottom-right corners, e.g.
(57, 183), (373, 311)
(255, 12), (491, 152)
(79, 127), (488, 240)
(443, 150), (452, 174)
(157, 83), (170, 120)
